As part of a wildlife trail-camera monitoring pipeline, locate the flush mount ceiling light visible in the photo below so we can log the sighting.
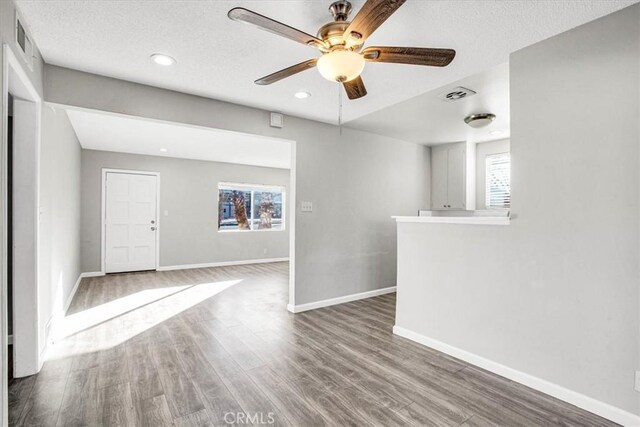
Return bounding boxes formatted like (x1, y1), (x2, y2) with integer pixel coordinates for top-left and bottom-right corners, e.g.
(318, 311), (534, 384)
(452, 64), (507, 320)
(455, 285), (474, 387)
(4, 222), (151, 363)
(227, 0), (456, 100)
(294, 91), (311, 99)
(159, 148), (168, 152)
(464, 113), (496, 128)
(150, 53), (176, 66)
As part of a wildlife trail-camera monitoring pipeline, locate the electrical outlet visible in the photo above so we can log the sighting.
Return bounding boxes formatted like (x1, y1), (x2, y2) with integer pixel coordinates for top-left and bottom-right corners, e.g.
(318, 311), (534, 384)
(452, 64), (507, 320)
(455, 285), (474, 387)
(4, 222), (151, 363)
(635, 371), (640, 392)
(301, 201), (313, 212)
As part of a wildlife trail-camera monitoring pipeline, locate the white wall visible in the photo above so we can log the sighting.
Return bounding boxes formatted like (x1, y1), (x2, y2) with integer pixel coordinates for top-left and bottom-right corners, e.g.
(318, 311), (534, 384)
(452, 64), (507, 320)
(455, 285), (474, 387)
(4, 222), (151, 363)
(395, 4), (639, 421)
(39, 105), (82, 341)
(475, 139), (510, 209)
(80, 149), (290, 272)
(44, 66), (430, 306)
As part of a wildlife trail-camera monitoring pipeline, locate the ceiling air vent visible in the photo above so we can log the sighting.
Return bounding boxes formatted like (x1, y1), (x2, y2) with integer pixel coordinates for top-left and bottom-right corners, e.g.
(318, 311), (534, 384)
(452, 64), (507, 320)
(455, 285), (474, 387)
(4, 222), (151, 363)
(438, 86), (476, 102)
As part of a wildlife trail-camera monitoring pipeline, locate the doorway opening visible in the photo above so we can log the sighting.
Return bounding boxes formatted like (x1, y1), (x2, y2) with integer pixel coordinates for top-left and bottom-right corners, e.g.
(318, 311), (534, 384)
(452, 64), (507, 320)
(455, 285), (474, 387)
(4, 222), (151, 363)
(7, 94), (14, 381)
(2, 45), (43, 399)
(6, 95), (12, 381)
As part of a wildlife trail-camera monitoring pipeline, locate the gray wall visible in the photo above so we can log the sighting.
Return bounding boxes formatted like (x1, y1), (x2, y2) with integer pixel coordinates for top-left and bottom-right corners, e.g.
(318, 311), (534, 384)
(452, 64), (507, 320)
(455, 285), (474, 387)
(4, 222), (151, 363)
(396, 5), (639, 415)
(39, 106), (82, 331)
(45, 65), (430, 306)
(45, 66), (429, 304)
(81, 150), (290, 272)
(475, 139), (510, 209)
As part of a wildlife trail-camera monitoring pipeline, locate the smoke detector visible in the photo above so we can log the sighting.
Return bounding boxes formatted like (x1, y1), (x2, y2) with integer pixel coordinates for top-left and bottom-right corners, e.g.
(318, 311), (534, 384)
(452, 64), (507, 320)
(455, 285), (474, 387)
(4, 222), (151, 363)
(439, 86), (476, 101)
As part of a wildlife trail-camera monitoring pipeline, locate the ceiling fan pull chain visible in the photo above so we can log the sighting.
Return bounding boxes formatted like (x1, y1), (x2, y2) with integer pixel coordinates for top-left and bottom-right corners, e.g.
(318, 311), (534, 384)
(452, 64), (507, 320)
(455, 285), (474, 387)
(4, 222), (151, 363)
(338, 84), (343, 135)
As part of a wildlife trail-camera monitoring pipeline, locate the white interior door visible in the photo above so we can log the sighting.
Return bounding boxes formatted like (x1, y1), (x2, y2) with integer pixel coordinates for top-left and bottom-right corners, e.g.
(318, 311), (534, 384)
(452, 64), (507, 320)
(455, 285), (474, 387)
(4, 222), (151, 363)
(105, 172), (158, 273)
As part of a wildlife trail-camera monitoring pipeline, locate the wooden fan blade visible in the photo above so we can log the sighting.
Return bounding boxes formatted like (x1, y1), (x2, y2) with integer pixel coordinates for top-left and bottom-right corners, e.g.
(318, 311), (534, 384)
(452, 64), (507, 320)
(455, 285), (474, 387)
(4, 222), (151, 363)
(362, 46), (456, 67)
(255, 59), (318, 85)
(228, 8), (327, 50)
(343, 76), (367, 100)
(343, 0), (406, 46)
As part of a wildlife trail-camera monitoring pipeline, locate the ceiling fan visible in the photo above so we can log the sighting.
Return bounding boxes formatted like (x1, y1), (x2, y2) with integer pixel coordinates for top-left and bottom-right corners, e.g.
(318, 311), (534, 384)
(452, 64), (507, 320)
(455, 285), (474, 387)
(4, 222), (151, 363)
(228, 0), (456, 100)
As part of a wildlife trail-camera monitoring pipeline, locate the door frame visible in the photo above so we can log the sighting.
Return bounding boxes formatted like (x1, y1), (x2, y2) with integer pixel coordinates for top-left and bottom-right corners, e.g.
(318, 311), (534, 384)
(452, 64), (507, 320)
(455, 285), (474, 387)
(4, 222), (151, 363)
(2, 43), (42, 422)
(101, 168), (160, 274)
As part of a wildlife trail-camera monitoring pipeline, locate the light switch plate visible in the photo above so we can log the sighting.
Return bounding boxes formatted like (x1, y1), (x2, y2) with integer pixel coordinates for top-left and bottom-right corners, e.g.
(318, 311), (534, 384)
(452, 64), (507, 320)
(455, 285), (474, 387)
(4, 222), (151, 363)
(301, 201), (313, 212)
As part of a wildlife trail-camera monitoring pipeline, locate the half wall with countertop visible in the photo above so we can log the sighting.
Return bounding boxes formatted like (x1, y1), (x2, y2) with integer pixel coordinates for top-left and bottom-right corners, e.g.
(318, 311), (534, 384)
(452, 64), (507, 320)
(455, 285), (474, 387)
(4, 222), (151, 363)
(392, 5), (640, 425)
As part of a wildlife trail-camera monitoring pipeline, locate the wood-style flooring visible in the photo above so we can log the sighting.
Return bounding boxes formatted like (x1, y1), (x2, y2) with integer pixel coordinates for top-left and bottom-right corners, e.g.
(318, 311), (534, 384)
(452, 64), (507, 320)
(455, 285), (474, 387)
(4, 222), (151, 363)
(8, 262), (617, 426)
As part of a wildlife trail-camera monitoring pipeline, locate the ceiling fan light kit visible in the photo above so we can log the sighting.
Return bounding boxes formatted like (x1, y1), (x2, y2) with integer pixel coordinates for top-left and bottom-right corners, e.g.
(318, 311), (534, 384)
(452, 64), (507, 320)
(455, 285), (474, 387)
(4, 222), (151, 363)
(228, 0), (456, 100)
(317, 49), (365, 82)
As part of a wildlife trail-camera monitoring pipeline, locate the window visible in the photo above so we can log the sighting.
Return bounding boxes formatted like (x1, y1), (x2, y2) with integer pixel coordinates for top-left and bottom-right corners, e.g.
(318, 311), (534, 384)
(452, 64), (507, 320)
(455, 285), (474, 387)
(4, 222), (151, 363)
(218, 183), (285, 231)
(485, 153), (511, 209)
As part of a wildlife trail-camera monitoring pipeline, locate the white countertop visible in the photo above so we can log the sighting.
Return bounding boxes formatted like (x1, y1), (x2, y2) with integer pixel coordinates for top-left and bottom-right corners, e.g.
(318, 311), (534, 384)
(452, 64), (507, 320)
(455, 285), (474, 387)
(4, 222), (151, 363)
(392, 215), (510, 225)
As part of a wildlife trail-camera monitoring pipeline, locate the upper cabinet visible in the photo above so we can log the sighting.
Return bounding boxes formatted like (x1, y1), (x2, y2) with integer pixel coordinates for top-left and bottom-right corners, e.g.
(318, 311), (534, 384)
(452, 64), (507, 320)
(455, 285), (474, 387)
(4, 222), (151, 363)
(431, 142), (466, 210)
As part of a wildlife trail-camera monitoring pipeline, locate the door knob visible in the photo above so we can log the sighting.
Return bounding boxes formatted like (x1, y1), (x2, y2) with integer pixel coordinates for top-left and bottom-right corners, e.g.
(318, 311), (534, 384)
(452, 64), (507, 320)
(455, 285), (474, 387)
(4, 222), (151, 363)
(151, 227), (156, 231)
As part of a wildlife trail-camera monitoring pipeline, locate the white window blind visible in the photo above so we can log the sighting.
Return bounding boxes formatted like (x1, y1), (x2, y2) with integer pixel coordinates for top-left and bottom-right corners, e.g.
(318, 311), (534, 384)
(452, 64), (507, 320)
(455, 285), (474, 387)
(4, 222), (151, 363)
(485, 153), (511, 209)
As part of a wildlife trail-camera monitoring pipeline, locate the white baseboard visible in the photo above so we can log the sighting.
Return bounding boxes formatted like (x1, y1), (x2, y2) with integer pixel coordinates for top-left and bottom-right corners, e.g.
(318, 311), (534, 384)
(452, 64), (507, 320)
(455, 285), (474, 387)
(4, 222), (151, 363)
(64, 274), (83, 313)
(80, 271), (105, 278)
(49, 273), (85, 345)
(392, 325), (640, 427)
(288, 286), (397, 314)
(157, 257), (289, 272)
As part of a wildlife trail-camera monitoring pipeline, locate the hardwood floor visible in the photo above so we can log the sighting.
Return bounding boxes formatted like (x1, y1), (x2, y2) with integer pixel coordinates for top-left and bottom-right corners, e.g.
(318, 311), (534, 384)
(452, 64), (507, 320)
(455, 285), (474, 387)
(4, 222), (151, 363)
(9, 262), (617, 426)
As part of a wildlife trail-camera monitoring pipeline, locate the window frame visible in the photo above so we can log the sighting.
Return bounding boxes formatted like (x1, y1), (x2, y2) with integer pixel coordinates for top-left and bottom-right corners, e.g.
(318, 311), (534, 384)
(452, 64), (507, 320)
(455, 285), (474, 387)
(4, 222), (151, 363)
(218, 182), (286, 233)
(484, 152), (511, 210)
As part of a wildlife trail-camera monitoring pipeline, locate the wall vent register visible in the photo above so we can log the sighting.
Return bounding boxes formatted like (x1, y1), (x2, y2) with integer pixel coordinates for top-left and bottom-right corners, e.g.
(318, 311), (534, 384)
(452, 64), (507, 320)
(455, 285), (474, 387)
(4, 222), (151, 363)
(270, 112), (284, 128)
(15, 13), (34, 70)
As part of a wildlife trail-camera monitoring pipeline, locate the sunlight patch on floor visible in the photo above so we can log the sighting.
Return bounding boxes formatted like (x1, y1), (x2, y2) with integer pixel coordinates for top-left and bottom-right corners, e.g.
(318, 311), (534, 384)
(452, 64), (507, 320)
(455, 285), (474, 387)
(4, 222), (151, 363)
(48, 279), (242, 359)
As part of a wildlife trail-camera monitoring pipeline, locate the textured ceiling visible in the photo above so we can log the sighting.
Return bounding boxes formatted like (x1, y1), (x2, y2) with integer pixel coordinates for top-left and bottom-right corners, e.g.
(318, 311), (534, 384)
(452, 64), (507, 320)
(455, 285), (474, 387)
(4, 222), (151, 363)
(348, 62), (510, 145)
(18, 0), (638, 125)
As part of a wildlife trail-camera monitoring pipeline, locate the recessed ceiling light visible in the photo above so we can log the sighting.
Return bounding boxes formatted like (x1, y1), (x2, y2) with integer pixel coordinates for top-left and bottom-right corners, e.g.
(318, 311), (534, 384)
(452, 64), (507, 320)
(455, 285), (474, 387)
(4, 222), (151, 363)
(295, 91), (311, 99)
(160, 148), (168, 152)
(490, 130), (503, 135)
(151, 53), (176, 66)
